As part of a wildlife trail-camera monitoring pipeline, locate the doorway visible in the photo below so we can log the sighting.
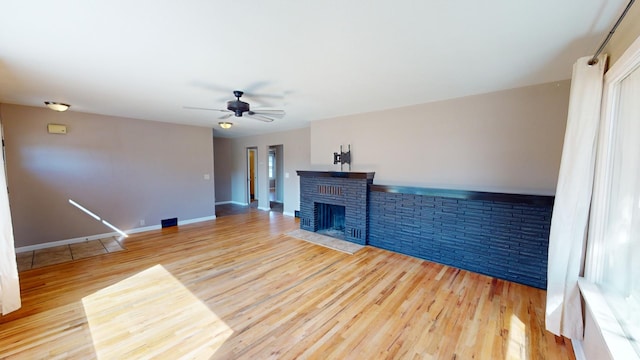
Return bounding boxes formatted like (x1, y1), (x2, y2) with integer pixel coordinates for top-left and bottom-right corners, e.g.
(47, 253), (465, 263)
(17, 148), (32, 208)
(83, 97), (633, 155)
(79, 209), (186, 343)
(268, 145), (284, 212)
(246, 147), (258, 207)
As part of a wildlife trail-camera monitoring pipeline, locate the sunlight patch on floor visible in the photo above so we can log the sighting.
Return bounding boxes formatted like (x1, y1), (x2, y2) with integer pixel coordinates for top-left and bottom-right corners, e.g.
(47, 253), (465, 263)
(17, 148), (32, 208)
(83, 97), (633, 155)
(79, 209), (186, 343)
(506, 314), (527, 360)
(82, 264), (233, 359)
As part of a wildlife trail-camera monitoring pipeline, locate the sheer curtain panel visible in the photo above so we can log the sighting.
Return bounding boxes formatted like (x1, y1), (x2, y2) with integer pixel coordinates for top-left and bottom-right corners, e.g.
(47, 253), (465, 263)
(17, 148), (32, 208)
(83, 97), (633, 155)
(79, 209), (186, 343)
(545, 55), (606, 339)
(0, 141), (20, 315)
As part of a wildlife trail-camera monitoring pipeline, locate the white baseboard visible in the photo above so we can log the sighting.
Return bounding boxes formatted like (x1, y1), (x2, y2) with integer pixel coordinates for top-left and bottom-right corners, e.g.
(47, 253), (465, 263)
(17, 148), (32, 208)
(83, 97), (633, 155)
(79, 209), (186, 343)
(178, 215), (216, 225)
(215, 201), (247, 206)
(15, 215), (217, 253)
(258, 206), (271, 211)
(16, 231), (121, 253)
(126, 224), (161, 234)
(283, 211), (295, 217)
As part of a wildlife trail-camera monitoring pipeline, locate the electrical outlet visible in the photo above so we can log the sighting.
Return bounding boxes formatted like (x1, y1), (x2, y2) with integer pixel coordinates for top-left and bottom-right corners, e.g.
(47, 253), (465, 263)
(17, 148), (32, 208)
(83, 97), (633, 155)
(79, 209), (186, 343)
(139, 219), (145, 226)
(204, 174), (210, 180)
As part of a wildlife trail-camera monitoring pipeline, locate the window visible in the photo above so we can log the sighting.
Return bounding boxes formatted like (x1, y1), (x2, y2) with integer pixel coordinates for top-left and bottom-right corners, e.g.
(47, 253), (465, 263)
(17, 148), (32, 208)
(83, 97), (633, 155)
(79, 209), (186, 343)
(587, 40), (640, 357)
(600, 64), (640, 354)
(268, 151), (275, 179)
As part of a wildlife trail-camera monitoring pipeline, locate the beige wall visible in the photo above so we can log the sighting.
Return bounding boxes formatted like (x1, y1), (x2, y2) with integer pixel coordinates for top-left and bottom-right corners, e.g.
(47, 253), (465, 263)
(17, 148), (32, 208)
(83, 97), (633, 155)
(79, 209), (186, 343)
(213, 137), (233, 203)
(1, 104), (215, 247)
(228, 128), (310, 215)
(605, 2), (640, 67)
(310, 80), (570, 195)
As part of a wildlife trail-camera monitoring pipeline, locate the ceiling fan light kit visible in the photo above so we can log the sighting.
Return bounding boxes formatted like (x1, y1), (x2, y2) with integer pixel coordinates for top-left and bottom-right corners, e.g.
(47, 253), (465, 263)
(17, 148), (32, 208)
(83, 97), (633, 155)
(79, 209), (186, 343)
(218, 122), (233, 129)
(44, 101), (71, 112)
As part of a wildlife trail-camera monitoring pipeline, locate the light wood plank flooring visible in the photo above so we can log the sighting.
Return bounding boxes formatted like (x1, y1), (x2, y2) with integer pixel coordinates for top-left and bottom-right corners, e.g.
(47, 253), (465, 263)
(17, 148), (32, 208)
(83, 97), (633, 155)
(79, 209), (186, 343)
(0, 210), (575, 359)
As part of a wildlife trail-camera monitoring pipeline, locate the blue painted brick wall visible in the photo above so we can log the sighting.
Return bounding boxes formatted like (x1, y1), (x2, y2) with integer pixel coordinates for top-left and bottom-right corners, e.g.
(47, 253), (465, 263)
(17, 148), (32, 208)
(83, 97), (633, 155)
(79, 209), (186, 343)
(368, 189), (552, 289)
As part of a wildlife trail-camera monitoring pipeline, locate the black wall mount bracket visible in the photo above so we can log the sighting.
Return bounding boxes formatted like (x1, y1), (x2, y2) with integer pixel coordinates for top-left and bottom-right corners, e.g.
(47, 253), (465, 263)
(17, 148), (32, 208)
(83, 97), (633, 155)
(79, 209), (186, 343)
(333, 144), (351, 171)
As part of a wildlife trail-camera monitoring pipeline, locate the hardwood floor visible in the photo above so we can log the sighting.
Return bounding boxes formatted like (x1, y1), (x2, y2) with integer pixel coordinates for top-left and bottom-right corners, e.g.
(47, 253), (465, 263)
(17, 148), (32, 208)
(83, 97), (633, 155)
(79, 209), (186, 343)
(0, 210), (575, 359)
(215, 202), (259, 217)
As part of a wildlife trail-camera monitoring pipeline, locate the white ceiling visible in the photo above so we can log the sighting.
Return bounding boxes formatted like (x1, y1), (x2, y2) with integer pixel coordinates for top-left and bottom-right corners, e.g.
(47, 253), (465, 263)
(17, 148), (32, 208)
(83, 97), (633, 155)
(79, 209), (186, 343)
(0, 1), (628, 138)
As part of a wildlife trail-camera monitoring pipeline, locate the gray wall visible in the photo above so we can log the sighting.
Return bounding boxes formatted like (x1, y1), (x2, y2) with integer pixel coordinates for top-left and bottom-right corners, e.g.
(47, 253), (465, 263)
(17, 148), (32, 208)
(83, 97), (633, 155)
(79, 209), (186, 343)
(228, 128), (310, 215)
(1, 104), (215, 247)
(310, 80), (570, 195)
(213, 137), (233, 203)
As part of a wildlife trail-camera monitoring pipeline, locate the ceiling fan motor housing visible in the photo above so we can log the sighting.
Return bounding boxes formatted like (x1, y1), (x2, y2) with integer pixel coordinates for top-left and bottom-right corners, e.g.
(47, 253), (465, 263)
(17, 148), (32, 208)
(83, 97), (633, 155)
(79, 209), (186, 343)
(227, 90), (250, 116)
(185, 90), (280, 122)
(227, 100), (250, 116)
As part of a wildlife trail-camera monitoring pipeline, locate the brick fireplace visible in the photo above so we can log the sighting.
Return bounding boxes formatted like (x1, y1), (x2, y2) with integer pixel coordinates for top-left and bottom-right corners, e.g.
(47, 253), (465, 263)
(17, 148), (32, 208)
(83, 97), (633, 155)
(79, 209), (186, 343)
(297, 170), (554, 289)
(297, 171), (374, 245)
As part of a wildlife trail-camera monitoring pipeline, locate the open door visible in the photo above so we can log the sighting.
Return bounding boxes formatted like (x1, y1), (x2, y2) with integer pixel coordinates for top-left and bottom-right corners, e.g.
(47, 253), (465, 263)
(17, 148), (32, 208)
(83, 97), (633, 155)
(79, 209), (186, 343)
(268, 145), (284, 212)
(246, 147), (258, 206)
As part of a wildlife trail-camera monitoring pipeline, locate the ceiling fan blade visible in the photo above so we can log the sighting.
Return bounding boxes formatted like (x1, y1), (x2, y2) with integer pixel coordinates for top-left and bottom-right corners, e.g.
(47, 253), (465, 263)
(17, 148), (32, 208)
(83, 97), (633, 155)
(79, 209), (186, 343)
(248, 110), (285, 119)
(242, 82), (285, 100)
(242, 81), (270, 94)
(256, 93), (283, 99)
(183, 106), (229, 113)
(250, 112), (284, 119)
(245, 114), (274, 123)
(249, 109), (285, 115)
(218, 113), (233, 120)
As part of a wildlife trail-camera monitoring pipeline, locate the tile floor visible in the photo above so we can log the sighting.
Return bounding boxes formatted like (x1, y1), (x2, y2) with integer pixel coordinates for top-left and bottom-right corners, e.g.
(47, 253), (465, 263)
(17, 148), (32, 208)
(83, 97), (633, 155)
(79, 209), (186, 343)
(16, 237), (126, 272)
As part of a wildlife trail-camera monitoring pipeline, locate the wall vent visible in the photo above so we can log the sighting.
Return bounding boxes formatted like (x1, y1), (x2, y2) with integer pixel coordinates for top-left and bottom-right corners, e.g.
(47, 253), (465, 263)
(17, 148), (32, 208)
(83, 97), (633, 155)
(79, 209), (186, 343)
(317, 185), (342, 196)
(161, 217), (178, 228)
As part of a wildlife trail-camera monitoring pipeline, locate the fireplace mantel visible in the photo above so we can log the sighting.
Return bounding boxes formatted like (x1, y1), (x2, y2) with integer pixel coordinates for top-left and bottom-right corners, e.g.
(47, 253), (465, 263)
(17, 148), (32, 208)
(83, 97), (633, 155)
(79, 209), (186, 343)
(296, 171), (375, 180)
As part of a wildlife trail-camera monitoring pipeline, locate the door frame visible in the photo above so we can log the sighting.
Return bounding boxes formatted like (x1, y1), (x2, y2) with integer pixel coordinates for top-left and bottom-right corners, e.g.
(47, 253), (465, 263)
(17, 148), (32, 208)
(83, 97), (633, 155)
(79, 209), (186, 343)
(246, 147), (258, 205)
(267, 144), (284, 205)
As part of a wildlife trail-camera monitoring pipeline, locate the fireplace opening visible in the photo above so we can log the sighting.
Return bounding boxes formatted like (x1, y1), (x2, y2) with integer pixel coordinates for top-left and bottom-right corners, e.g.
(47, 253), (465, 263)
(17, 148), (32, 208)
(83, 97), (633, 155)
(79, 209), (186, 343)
(316, 203), (346, 240)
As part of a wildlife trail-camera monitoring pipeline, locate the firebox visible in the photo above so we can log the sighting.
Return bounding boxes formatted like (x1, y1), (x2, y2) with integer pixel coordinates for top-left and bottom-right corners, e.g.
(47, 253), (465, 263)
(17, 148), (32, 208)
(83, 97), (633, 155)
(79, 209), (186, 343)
(315, 203), (346, 239)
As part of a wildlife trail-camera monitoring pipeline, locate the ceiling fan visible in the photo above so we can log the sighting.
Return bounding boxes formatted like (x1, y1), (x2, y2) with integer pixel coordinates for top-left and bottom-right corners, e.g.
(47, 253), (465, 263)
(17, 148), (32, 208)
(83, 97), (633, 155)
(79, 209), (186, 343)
(184, 90), (285, 123)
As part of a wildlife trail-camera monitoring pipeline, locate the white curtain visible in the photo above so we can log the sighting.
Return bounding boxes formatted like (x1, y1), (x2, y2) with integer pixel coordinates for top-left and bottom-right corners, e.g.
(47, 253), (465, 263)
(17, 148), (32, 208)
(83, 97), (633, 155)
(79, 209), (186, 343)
(0, 138), (20, 315)
(545, 55), (606, 339)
